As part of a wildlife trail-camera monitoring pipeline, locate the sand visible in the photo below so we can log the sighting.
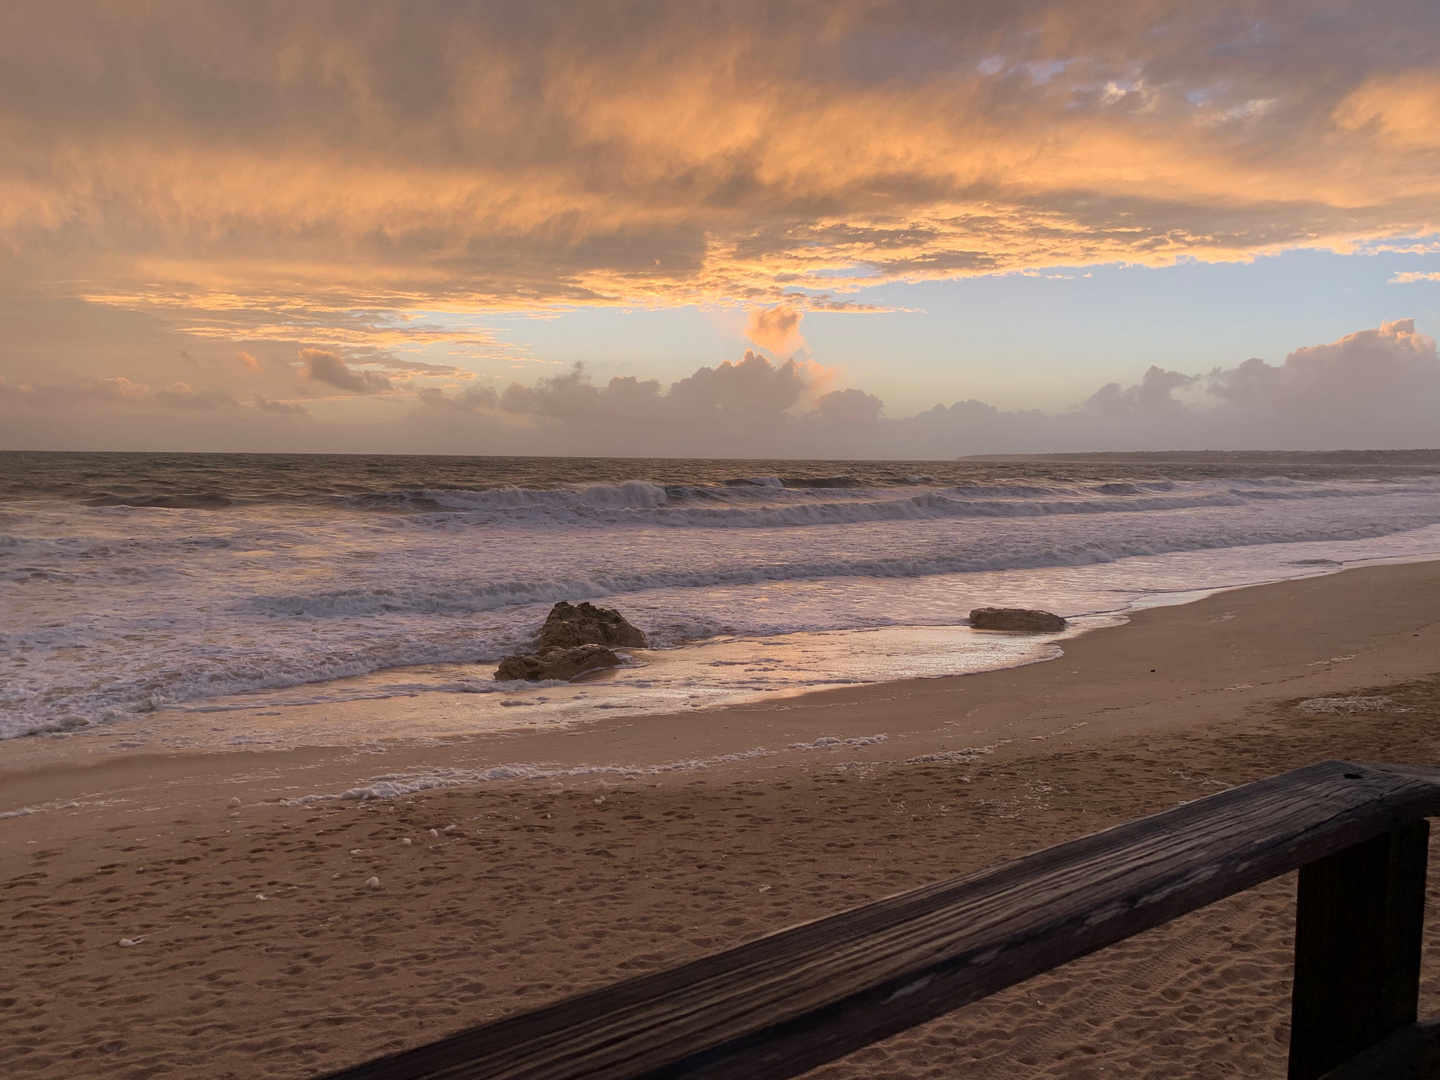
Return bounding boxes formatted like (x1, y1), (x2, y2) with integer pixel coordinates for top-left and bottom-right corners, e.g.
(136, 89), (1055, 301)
(3, 560), (1440, 1078)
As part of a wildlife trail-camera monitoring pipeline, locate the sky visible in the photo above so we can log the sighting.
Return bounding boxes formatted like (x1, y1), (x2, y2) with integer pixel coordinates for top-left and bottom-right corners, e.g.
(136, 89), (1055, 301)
(2, 0), (1439, 458)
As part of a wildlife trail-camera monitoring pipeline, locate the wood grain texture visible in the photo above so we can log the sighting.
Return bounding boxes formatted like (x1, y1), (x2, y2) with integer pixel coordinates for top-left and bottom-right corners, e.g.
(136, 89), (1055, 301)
(1288, 821), (1430, 1080)
(319, 760), (1440, 1080)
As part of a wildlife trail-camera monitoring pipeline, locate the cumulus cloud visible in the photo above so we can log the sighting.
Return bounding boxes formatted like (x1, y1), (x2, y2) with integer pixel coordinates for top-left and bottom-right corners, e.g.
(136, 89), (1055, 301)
(1084, 367), (1199, 417)
(1, 1), (1437, 351)
(414, 385), (501, 414)
(299, 348), (392, 394)
(815, 387), (885, 426)
(397, 320), (1440, 456)
(4, 319), (1434, 454)
(494, 351), (812, 426)
(668, 352), (812, 419)
(745, 304), (806, 355)
(1203, 318), (1439, 426)
(403, 351), (877, 456)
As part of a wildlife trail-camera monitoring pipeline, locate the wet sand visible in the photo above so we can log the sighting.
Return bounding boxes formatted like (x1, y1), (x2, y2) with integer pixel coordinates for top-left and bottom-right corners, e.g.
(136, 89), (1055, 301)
(2, 560), (1440, 1078)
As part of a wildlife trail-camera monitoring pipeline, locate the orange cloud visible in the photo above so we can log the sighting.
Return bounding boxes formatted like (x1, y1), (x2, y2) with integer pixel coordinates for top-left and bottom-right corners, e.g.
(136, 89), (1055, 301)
(1, 1), (1438, 352)
(744, 304), (805, 355)
(1334, 72), (1440, 149)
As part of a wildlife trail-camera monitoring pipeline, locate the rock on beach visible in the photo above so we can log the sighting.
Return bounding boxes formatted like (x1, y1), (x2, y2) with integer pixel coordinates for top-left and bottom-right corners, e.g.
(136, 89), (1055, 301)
(495, 643), (622, 682)
(538, 601), (647, 650)
(494, 601), (646, 682)
(969, 607), (1067, 633)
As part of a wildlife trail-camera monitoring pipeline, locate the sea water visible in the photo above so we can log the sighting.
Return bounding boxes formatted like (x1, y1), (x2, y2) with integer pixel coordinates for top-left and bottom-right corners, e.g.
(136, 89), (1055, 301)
(3, 450), (1440, 744)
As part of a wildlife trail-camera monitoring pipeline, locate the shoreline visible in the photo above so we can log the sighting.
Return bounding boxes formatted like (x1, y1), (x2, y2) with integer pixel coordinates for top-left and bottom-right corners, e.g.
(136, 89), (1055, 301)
(7, 462), (1440, 748)
(3, 559), (1438, 837)
(2, 559), (1439, 1078)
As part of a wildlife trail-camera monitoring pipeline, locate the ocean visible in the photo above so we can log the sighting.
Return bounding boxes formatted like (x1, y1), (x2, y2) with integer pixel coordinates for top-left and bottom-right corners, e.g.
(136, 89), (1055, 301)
(4, 450), (1440, 746)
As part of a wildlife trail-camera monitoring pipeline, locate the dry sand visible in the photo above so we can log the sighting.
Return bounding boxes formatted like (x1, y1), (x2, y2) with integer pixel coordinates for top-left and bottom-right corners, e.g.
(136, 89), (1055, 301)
(3, 560), (1440, 1079)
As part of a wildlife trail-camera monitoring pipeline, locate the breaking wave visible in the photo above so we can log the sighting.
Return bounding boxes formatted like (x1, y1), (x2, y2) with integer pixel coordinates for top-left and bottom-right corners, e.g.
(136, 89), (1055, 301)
(328, 476), (1440, 530)
(4, 454), (1440, 740)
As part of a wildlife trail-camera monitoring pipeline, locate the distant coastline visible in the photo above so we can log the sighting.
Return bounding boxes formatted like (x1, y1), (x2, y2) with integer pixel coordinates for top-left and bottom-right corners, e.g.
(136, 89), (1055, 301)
(960, 448), (1440, 465)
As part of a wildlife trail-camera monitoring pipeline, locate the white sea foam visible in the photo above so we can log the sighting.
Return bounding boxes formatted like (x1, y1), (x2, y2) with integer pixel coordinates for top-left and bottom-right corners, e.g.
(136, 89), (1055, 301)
(788, 734), (890, 750)
(1295, 696), (1403, 714)
(2, 470), (1440, 739)
(280, 735), (890, 804)
(907, 745), (996, 764)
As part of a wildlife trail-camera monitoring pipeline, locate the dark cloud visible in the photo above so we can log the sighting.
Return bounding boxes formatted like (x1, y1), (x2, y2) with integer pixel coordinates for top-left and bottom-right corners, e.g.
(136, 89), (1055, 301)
(299, 348), (392, 394)
(252, 395), (311, 417)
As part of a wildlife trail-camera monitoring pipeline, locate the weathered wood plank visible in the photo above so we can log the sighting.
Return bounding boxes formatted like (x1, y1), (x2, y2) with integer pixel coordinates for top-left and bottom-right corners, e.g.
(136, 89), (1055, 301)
(320, 760), (1440, 1080)
(1289, 820), (1430, 1080)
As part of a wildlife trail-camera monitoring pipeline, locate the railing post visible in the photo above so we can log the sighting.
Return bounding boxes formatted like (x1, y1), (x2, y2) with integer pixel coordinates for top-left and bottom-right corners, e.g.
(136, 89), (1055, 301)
(1288, 819), (1430, 1080)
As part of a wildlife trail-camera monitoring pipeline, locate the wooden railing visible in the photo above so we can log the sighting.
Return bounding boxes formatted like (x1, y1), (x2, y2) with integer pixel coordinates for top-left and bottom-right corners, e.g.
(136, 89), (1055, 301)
(320, 760), (1440, 1080)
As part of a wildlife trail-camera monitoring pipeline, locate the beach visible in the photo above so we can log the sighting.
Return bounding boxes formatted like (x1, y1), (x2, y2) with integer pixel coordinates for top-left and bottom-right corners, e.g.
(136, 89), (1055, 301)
(6, 3), (1440, 1076)
(4, 559), (1440, 1079)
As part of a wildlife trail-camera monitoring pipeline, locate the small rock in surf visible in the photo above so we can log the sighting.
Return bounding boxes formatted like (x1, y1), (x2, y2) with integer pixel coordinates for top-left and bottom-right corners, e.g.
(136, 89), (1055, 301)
(969, 607), (1067, 633)
(495, 643), (622, 682)
(537, 601), (647, 650)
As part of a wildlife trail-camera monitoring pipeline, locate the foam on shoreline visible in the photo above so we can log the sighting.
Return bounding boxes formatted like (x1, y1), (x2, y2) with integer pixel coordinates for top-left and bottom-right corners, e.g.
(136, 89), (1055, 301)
(276, 734), (893, 806)
(5, 467), (1440, 739)
(3, 560), (1438, 837)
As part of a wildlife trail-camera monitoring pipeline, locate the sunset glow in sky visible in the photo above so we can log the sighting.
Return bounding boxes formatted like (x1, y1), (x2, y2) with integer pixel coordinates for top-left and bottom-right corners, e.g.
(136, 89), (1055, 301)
(3, 1), (1439, 455)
